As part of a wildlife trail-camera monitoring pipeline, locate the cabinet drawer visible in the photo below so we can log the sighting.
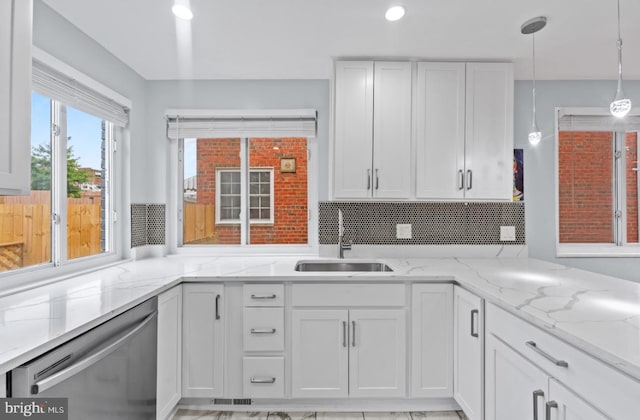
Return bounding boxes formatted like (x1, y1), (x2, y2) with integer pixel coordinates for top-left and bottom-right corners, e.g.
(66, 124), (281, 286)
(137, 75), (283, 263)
(243, 284), (284, 307)
(292, 284), (405, 307)
(243, 308), (284, 351)
(243, 357), (285, 398)
(486, 303), (640, 420)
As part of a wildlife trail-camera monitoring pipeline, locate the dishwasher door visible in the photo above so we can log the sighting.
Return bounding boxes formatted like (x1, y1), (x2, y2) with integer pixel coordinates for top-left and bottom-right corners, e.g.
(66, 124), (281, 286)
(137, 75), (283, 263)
(11, 298), (157, 420)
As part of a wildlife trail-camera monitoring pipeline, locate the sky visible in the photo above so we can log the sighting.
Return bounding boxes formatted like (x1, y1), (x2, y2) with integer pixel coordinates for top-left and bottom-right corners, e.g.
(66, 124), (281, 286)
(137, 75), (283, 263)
(32, 92), (103, 170)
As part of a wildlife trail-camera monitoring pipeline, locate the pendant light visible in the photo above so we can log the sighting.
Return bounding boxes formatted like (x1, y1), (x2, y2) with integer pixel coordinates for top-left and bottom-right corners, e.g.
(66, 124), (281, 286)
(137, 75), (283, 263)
(521, 16), (547, 146)
(610, 0), (631, 118)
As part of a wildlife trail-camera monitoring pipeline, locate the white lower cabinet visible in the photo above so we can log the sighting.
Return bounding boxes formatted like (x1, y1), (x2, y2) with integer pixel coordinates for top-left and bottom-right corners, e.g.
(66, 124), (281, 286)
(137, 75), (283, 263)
(548, 378), (609, 420)
(453, 286), (483, 420)
(157, 286), (182, 419)
(182, 284), (224, 398)
(243, 357), (285, 398)
(291, 308), (406, 398)
(411, 284), (453, 398)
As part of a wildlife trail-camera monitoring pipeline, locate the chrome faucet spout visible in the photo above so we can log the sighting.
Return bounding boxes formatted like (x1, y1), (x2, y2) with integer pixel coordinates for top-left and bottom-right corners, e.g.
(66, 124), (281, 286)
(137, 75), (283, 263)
(337, 209), (351, 259)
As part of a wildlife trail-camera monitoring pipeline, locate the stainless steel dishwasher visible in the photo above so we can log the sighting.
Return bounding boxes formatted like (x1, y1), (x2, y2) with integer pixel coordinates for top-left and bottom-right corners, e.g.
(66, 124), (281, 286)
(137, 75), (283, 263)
(11, 298), (157, 420)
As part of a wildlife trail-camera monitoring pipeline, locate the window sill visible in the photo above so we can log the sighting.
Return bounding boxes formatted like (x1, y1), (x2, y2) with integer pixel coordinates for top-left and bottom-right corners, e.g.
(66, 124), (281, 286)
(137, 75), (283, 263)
(557, 244), (640, 258)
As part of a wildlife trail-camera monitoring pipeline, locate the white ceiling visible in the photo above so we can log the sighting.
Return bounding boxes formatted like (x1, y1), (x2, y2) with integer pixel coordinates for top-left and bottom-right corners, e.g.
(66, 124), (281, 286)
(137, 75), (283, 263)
(42, 0), (640, 81)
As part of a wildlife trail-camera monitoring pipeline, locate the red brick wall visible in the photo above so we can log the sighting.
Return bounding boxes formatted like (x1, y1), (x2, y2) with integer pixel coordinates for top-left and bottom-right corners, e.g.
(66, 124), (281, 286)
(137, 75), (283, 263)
(559, 131), (639, 244)
(559, 131), (613, 243)
(194, 138), (308, 244)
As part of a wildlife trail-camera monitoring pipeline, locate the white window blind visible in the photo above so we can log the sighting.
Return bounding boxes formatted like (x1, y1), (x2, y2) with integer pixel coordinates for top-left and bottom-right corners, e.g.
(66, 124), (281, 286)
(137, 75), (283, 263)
(32, 59), (130, 127)
(558, 110), (640, 132)
(166, 109), (317, 139)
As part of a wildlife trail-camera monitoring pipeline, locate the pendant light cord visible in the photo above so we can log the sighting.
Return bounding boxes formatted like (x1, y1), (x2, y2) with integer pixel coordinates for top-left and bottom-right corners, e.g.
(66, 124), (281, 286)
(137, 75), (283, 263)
(532, 32), (537, 123)
(617, 0), (623, 82)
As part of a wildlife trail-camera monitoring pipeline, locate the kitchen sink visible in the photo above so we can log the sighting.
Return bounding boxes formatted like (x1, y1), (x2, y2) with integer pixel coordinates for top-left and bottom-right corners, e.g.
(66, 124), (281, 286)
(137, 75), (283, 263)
(294, 260), (393, 272)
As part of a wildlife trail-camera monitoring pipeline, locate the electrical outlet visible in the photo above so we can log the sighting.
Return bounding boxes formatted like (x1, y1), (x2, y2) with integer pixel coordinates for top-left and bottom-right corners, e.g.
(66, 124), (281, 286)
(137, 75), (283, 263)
(396, 224), (412, 239)
(500, 226), (516, 241)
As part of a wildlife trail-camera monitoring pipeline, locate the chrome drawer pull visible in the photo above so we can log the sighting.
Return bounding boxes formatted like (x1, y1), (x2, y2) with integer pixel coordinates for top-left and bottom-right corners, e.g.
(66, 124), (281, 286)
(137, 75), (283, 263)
(470, 309), (479, 338)
(250, 328), (276, 334)
(342, 321), (347, 348)
(545, 401), (558, 420)
(533, 389), (544, 420)
(526, 341), (569, 368)
(251, 294), (277, 299)
(250, 376), (276, 384)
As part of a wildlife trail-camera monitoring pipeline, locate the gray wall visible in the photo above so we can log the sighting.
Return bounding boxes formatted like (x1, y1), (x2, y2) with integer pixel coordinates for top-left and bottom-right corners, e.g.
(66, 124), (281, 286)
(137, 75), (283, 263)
(515, 80), (640, 282)
(144, 79), (330, 203)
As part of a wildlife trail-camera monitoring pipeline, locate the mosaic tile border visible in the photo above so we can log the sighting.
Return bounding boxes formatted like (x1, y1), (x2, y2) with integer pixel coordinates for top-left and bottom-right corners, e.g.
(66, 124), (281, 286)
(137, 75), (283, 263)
(319, 202), (525, 245)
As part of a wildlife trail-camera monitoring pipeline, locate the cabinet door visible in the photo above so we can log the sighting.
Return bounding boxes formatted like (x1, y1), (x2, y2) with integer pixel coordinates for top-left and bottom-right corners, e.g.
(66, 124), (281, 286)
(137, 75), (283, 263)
(349, 309), (406, 398)
(464, 63), (514, 200)
(334, 61), (374, 199)
(182, 284), (224, 398)
(0, 0), (32, 195)
(291, 309), (348, 398)
(454, 286), (483, 420)
(485, 333), (548, 420)
(548, 379), (610, 420)
(411, 284), (453, 398)
(372, 61), (412, 199)
(157, 286), (182, 419)
(415, 62), (466, 199)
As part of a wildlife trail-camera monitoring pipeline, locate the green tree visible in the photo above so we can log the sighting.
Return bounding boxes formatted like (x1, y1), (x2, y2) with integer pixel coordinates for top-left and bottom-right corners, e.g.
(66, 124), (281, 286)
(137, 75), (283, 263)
(31, 138), (90, 198)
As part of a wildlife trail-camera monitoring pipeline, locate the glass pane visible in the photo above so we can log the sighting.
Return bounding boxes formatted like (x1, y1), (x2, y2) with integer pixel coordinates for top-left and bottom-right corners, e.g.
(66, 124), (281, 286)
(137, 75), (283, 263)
(249, 138), (307, 243)
(183, 138), (241, 244)
(250, 172), (258, 182)
(0, 93), (53, 272)
(250, 209), (259, 219)
(626, 132), (638, 243)
(66, 106), (108, 260)
(558, 131), (614, 243)
(250, 196), (259, 207)
(249, 183), (258, 194)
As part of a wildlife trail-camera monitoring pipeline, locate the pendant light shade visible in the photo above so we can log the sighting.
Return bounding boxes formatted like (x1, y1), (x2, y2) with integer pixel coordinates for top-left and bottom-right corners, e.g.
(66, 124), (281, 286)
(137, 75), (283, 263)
(610, 0), (631, 118)
(521, 16), (547, 146)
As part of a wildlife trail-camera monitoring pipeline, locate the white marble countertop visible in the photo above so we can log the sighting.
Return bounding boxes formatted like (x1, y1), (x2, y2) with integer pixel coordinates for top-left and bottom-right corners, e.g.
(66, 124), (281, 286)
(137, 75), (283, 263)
(1, 255), (639, 383)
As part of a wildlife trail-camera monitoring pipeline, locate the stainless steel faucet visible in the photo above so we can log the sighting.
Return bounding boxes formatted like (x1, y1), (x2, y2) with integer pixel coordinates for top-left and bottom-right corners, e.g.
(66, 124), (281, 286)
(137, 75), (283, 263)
(338, 209), (351, 259)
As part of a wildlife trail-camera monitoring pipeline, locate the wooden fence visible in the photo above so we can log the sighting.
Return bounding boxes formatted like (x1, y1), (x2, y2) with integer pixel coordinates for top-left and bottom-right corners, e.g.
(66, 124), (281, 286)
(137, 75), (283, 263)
(0, 203), (102, 271)
(183, 203), (216, 244)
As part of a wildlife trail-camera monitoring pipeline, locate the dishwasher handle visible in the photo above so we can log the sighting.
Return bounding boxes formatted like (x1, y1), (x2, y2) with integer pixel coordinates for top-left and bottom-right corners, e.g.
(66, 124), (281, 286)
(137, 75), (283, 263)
(31, 311), (157, 395)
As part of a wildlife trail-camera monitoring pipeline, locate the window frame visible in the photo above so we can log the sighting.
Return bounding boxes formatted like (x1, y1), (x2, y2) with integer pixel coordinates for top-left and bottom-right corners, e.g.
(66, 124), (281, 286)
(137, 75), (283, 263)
(555, 107), (640, 258)
(0, 49), (127, 295)
(215, 168), (275, 225)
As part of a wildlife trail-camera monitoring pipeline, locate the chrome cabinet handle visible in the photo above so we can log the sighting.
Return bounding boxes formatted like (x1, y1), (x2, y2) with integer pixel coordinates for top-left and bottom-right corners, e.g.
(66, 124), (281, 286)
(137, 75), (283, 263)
(250, 328), (276, 334)
(545, 401), (558, 420)
(351, 320), (356, 347)
(342, 321), (347, 348)
(458, 170), (464, 190)
(526, 341), (569, 368)
(251, 294), (277, 300)
(533, 389), (544, 420)
(375, 169), (379, 190)
(215, 294), (221, 320)
(470, 309), (479, 338)
(250, 377), (276, 384)
(466, 169), (473, 190)
(367, 169), (371, 190)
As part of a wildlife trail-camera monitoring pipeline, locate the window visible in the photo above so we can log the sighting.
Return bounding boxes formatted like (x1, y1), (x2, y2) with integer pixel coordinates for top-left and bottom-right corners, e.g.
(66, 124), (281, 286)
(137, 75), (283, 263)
(216, 169), (274, 224)
(556, 109), (639, 256)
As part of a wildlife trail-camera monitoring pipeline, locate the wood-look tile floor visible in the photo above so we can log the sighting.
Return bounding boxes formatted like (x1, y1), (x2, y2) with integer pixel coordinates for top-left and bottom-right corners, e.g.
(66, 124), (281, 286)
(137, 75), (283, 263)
(173, 410), (468, 420)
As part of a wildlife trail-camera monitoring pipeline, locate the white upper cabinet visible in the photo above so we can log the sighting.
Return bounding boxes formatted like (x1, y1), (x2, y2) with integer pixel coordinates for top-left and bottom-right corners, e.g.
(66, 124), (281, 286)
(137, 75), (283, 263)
(416, 62), (514, 200)
(333, 61), (411, 199)
(0, 0), (32, 195)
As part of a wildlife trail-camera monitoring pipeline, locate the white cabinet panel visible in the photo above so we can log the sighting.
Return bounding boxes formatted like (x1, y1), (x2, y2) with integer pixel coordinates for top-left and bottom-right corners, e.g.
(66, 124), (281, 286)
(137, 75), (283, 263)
(453, 286), (483, 420)
(349, 309), (406, 398)
(334, 61), (374, 199)
(243, 307), (284, 352)
(372, 61), (412, 198)
(415, 62), (466, 199)
(243, 357), (285, 399)
(411, 284), (453, 398)
(464, 63), (514, 200)
(157, 286), (182, 420)
(243, 284), (284, 307)
(291, 309), (349, 398)
(0, 372), (5, 397)
(548, 379), (609, 420)
(485, 333), (548, 420)
(182, 284), (224, 398)
(0, 0), (31, 195)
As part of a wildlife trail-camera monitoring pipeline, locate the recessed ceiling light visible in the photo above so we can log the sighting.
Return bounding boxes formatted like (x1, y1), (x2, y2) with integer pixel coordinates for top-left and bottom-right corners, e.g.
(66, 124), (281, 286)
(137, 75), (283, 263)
(172, 4), (194, 20)
(385, 6), (406, 21)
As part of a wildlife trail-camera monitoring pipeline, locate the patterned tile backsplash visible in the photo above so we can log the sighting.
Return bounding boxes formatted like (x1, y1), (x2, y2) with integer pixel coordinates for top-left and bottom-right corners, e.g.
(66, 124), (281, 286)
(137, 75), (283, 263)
(319, 202), (525, 245)
(131, 204), (166, 248)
